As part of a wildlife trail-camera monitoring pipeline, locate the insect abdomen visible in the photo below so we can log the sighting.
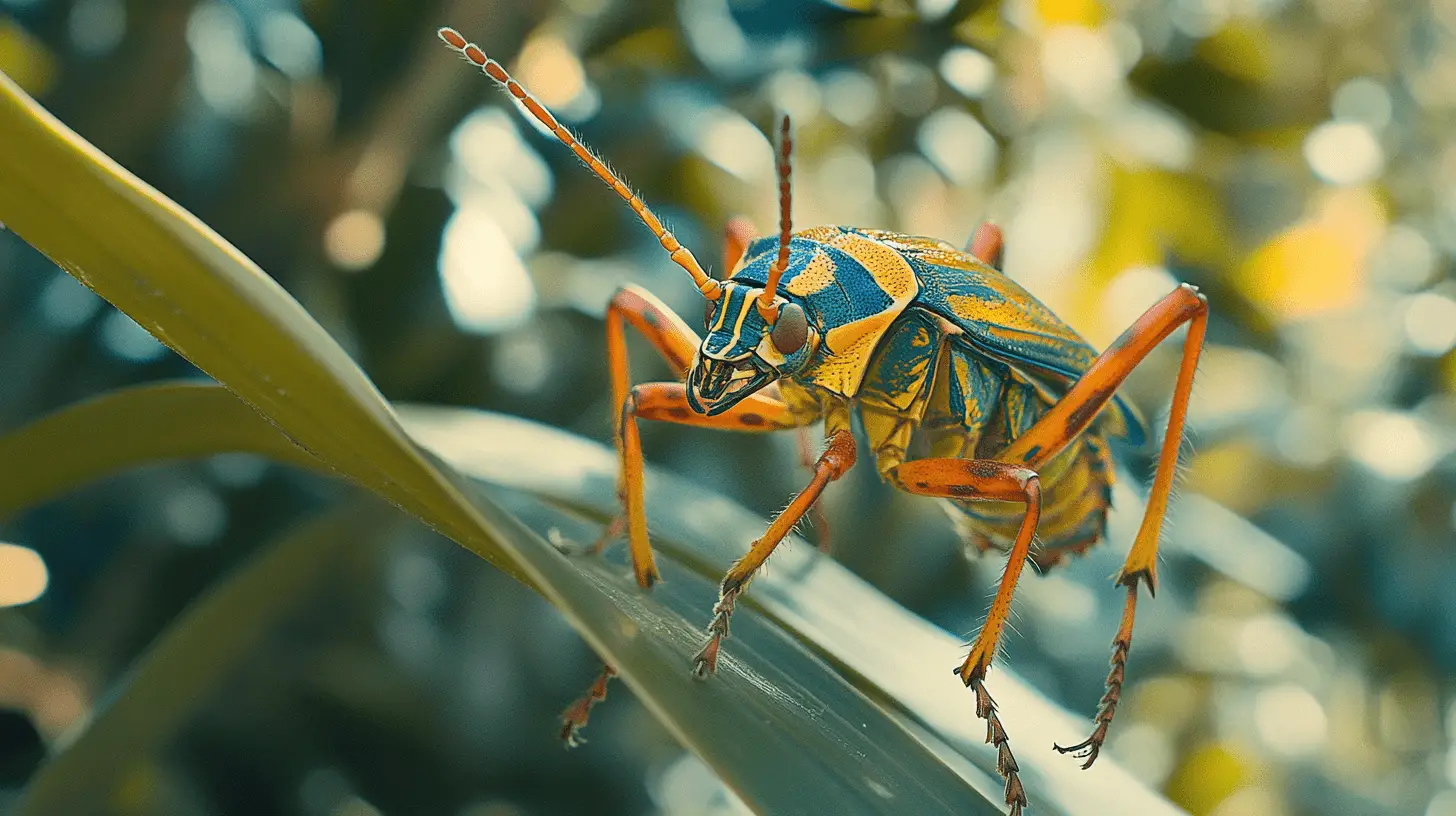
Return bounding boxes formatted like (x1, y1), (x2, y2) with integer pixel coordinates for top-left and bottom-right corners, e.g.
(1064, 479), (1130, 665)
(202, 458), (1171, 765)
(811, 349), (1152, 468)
(853, 313), (1117, 558)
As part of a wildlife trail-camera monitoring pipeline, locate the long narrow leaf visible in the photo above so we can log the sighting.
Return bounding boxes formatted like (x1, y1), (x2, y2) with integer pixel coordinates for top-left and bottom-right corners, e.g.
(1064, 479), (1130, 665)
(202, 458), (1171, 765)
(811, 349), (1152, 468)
(0, 383), (1180, 814)
(0, 382), (327, 519)
(0, 383), (1001, 813)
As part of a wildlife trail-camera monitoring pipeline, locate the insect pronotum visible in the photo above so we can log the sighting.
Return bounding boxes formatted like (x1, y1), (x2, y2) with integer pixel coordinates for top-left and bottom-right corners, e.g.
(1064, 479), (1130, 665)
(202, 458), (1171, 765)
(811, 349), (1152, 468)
(439, 27), (1207, 815)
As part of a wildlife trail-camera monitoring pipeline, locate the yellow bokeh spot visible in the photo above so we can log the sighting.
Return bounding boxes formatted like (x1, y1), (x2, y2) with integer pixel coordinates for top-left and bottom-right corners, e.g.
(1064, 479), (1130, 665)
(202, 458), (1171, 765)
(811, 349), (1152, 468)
(1036, 0), (1104, 27)
(0, 543), (48, 607)
(1080, 165), (1230, 342)
(1236, 187), (1386, 320)
(1183, 437), (1277, 515)
(1166, 742), (1253, 815)
(515, 33), (586, 109)
(1197, 21), (1273, 84)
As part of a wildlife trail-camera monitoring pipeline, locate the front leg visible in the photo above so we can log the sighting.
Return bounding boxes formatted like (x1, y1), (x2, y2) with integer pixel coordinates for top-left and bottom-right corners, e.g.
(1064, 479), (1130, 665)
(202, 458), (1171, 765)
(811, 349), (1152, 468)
(564, 346), (815, 751)
(605, 286), (703, 588)
(692, 424), (857, 678)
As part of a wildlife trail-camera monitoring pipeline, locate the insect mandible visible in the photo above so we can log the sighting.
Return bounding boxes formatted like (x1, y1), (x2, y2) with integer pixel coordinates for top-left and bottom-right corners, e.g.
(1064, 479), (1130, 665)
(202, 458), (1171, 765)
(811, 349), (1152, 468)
(439, 27), (1208, 816)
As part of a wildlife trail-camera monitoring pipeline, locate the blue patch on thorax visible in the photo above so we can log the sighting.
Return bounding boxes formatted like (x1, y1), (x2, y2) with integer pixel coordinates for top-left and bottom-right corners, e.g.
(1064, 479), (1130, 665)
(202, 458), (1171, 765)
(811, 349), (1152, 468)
(731, 231), (894, 334)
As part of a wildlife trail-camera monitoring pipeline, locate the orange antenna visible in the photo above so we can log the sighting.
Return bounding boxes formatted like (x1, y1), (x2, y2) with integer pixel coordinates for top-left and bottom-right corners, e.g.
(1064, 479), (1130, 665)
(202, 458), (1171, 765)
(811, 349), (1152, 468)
(757, 114), (793, 319)
(438, 27), (721, 300)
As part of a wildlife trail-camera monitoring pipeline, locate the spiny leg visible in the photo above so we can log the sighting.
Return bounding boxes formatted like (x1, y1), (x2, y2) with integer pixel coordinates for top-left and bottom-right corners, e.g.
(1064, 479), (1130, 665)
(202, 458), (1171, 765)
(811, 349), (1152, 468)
(693, 428), (856, 678)
(559, 663), (616, 747)
(999, 284), (1208, 767)
(1054, 585), (1136, 767)
(887, 458), (1040, 816)
(563, 383), (811, 745)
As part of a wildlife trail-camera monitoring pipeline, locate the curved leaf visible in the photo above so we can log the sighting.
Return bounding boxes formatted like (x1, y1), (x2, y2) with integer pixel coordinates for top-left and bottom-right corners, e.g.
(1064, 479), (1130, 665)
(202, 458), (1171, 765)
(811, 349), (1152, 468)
(0, 382), (328, 520)
(0, 383), (1179, 815)
(0, 70), (524, 586)
(0, 383), (1000, 814)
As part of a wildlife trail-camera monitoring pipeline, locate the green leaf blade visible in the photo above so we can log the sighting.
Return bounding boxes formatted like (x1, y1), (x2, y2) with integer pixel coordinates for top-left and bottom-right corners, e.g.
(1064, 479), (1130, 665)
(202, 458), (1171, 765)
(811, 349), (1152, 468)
(0, 382), (1001, 814)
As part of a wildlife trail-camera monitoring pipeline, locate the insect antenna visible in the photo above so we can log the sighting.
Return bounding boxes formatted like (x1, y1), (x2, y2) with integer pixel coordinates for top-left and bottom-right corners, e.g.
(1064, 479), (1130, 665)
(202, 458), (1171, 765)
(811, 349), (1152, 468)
(438, 27), (721, 301)
(757, 114), (794, 319)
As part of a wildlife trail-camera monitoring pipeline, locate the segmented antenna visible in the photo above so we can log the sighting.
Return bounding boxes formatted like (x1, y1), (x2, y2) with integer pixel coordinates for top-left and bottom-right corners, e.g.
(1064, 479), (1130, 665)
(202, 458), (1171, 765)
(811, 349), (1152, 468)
(438, 27), (721, 300)
(757, 114), (793, 319)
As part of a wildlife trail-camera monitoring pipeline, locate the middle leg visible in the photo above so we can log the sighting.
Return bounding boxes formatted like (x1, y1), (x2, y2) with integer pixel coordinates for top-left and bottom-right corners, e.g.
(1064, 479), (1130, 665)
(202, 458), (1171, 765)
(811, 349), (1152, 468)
(888, 457), (1041, 816)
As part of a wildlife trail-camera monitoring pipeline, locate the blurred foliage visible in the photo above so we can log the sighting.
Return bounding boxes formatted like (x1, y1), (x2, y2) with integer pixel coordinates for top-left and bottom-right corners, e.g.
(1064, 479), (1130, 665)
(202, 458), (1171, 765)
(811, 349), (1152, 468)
(0, 0), (1454, 814)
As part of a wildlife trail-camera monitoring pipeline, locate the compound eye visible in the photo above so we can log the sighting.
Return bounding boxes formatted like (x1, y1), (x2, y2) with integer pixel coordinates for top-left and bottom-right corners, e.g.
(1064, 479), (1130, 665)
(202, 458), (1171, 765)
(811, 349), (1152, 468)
(771, 302), (809, 355)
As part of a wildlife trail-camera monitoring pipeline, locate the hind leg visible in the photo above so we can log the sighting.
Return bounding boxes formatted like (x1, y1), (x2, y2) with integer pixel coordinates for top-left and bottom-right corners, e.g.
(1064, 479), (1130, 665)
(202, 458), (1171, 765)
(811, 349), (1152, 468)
(1000, 284), (1208, 768)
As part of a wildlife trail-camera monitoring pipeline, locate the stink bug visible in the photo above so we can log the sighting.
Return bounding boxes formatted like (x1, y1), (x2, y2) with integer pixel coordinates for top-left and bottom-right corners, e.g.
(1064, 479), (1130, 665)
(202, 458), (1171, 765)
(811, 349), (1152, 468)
(440, 27), (1207, 815)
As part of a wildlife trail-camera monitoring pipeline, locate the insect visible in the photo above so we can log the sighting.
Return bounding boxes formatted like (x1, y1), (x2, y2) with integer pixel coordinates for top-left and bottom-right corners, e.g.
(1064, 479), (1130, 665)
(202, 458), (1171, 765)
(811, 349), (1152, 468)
(439, 27), (1207, 815)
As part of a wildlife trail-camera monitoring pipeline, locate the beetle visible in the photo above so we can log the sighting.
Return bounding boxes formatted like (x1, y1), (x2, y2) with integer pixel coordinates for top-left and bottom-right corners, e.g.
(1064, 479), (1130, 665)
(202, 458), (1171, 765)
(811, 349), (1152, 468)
(440, 27), (1207, 815)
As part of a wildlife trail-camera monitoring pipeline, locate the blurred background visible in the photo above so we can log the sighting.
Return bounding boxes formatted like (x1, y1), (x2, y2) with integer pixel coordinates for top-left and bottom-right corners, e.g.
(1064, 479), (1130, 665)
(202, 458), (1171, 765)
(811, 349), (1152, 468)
(1, 0), (1455, 813)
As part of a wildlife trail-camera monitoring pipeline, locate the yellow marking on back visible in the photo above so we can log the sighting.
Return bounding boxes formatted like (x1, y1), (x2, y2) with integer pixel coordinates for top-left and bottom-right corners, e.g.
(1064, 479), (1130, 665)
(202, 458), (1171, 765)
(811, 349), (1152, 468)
(801, 230), (921, 398)
(817, 310), (898, 396)
(786, 249), (836, 297)
(796, 225), (843, 243)
(829, 231), (918, 300)
(945, 292), (1067, 344)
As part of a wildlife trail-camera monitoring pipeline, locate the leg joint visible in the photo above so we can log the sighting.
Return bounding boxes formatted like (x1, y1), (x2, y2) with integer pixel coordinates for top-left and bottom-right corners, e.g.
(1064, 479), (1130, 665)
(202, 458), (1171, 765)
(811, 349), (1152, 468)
(818, 428), (857, 479)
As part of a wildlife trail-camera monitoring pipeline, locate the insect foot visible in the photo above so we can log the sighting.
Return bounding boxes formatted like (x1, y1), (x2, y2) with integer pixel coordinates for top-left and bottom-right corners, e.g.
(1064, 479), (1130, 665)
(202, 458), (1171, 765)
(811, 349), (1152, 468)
(960, 663), (1028, 816)
(691, 575), (744, 679)
(586, 516), (625, 557)
(546, 517), (622, 557)
(1056, 583), (1138, 769)
(559, 664), (617, 748)
(1053, 635), (1130, 769)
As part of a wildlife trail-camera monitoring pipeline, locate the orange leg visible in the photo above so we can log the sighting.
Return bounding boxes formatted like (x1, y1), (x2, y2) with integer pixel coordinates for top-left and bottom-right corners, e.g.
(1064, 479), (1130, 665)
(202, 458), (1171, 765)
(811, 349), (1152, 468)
(997, 283), (1207, 768)
(1054, 585), (1135, 767)
(693, 428), (856, 678)
(605, 285), (707, 588)
(627, 382), (805, 432)
(559, 664), (616, 747)
(579, 341), (811, 746)
(889, 458), (1040, 816)
(794, 428), (833, 553)
(606, 375), (816, 581)
(968, 222), (1005, 270)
